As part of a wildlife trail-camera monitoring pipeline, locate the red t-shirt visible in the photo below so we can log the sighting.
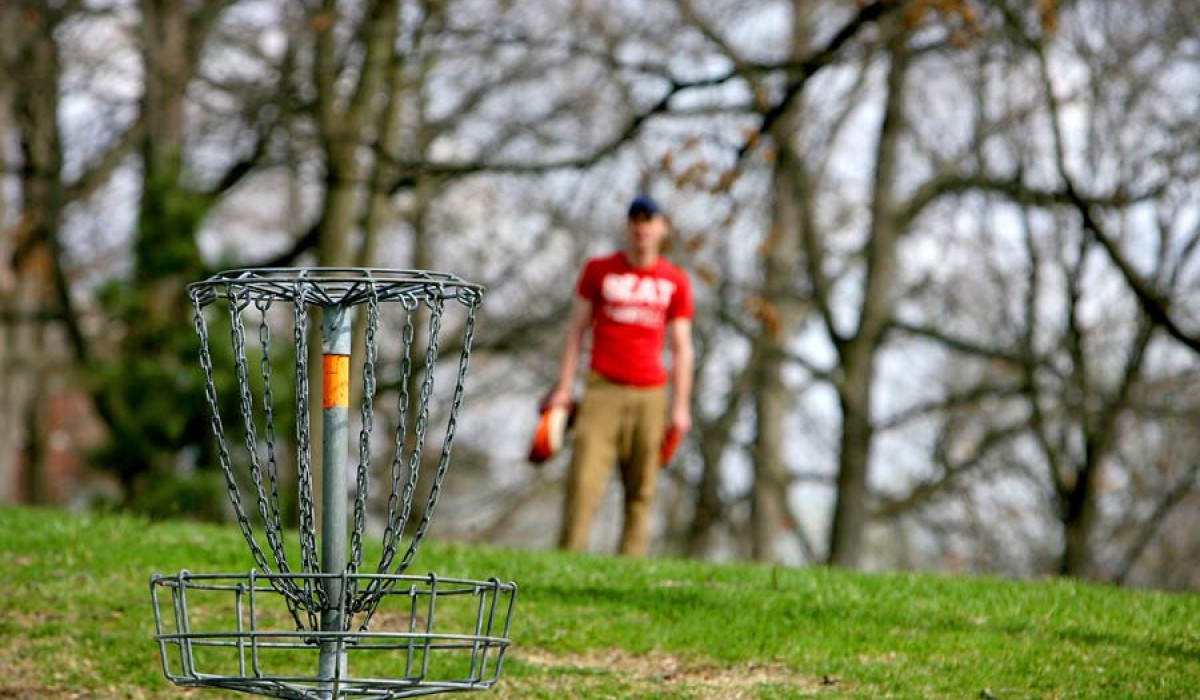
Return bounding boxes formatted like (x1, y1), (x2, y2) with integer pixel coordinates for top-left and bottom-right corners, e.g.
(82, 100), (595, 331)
(576, 252), (694, 386)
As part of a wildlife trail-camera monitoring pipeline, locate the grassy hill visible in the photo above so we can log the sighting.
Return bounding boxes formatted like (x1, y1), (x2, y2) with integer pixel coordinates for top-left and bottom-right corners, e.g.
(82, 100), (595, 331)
(1, 506), (1197, 699)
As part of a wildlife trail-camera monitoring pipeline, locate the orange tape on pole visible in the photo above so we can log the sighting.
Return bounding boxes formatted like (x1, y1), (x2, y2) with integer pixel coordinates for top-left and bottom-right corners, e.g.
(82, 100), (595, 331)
(323, 354), (350, 409)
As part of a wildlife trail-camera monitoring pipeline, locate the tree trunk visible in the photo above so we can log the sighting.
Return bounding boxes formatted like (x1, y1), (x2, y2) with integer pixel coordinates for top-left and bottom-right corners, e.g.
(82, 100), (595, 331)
(750, 168), (803, 562)
(829, 373), (874, 567)
(1060, 459), (1101, 577)
(9, 4), (66, 505)
(827, 22), (909, 568)
(687, 427), (727, 558)
(0, 10), (16, 503)
(743, 0), (815, 563)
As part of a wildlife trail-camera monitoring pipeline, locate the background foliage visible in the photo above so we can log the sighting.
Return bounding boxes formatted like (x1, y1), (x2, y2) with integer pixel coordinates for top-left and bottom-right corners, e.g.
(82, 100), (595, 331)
(1, 0), (1199, 589)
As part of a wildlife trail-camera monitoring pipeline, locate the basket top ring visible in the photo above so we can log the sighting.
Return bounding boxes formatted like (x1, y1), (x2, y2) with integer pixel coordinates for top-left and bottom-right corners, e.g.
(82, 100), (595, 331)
(187, 267), (485, 309)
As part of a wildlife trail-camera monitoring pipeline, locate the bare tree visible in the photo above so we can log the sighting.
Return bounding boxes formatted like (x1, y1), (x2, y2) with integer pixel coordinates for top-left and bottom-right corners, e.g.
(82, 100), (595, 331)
(1022, 0), (1200, 578)
(870, 0), (1200, 584)
(2, 2), (85, 504)
(6, 0), (1198, 590)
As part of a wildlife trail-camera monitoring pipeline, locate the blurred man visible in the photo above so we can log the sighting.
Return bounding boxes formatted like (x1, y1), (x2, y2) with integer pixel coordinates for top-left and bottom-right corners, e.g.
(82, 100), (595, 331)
(545, 194), (694, 556)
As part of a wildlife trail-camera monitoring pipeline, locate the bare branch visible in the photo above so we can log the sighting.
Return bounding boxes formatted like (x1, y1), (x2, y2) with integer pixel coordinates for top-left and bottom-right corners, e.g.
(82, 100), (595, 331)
(876, 421), (1028, 519)
(1112, 462), (1198, 585)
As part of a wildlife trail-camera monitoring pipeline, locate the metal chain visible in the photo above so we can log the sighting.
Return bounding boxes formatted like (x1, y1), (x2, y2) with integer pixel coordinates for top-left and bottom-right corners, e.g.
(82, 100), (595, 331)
(393, 295), (442, 560)
(254, 297), (315, 628)
(190, 273), (484, 629)
(347, 285), (380, 604)
(358, 294), (449, 625)
(192, 292), (277, 584)
(229, 290), (311, 626)
(393, 293), (475, 578)
(256, 297), (291, 577)
(356, 293), (419, 614)
(292, 287), (322, 619)
(387, 293), (444, 576)
(377, 296), (418, 561)
(228, 288), (267, 527)
(229, 294), (278, 567)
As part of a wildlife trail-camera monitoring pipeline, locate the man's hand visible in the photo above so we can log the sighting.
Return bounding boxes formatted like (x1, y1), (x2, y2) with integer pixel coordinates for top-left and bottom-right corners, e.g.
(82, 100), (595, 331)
(660, 425), (683, 467)
(670, 402), (691, 435)
(542, 385), (574, 412)
(660, 403), (691, 468)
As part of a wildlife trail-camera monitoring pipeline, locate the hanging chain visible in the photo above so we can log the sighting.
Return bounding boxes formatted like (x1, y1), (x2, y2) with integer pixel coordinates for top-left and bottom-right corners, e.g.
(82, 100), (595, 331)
(256, 297), (291, 575)
(388, 294), (445, 576)
(347, 285), (380, 604)
(232, 290), (311, 625)
(391, 294), (442, 565)
(358, 293), (453, 625)
(393, 292), (475, 579)
(192, 292), (279, 588)
(381, 297), (418, 557)
(357, 293), (418, 613)
(292, 287), (322, 618)
(190, 273), (484, 629)
(228, 288), (267, 526)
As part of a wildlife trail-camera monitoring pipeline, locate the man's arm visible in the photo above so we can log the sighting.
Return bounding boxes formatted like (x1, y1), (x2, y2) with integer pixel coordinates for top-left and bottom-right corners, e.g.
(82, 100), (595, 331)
(667, 317), (694, 433)
(547, 297), (592, 409)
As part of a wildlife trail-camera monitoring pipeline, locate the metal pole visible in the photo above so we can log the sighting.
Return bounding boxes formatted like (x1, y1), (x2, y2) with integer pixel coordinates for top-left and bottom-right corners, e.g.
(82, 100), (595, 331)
(318, 305), (353, 698)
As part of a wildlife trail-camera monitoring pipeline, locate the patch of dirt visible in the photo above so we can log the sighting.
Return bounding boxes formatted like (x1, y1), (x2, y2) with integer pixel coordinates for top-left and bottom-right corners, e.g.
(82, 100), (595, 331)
(514, 647), (823, 698)
(0, 637), (174, 700)
(0, 681), (196, 700)
(0, 689), (58, 699)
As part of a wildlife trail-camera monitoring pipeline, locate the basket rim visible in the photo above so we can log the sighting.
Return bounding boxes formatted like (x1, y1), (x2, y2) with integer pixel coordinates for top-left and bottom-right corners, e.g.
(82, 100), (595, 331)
(187, 267), (485, 307)
(151, 567), (516, 697)
(151, 569), (517, 587)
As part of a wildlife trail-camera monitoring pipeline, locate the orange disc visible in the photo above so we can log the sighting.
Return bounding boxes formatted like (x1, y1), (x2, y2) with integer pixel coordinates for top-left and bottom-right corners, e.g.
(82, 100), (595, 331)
(528, 406), (569, 463)
(659, 426), (682, 467)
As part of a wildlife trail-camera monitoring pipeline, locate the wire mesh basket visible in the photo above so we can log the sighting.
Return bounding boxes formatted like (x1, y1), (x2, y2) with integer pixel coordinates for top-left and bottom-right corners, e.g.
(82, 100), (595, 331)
(150, 269), (516, 699)
(151, 571), (516, 700)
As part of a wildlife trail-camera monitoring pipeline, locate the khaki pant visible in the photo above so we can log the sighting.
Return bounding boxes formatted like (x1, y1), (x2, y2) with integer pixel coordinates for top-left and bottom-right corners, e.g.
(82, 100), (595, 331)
(558, 373), (667, 556)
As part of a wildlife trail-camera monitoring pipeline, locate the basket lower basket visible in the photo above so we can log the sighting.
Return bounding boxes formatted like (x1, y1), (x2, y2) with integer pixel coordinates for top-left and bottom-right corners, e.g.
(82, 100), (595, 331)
(150, 571), (517, 700)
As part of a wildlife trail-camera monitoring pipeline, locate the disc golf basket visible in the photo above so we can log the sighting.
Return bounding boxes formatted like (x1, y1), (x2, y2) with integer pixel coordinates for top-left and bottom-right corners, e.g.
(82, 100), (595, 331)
(150, 268), (517, 700)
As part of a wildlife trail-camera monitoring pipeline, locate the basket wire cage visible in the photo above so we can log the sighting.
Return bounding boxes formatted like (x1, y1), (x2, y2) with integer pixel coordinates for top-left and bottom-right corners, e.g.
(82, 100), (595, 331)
(149, 269), (517, 700)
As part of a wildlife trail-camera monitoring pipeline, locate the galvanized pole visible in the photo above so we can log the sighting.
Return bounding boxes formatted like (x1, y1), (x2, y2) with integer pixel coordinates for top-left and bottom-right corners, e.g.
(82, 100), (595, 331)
(318, 305), (353, 698)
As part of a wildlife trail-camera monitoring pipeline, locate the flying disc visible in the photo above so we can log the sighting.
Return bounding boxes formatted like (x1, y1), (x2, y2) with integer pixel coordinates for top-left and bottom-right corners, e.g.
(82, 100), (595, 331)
(660, 426), (682, 467)
(528, 404), (570, 463)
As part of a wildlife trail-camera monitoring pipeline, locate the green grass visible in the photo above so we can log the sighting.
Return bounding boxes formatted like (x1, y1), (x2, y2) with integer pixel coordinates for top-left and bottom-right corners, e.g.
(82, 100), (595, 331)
(1, 505), (1197, 699)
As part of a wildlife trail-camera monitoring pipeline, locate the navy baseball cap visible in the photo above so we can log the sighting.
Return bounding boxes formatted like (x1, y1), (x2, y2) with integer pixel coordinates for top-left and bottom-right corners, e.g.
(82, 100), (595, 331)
(627, 194), (664, 218)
